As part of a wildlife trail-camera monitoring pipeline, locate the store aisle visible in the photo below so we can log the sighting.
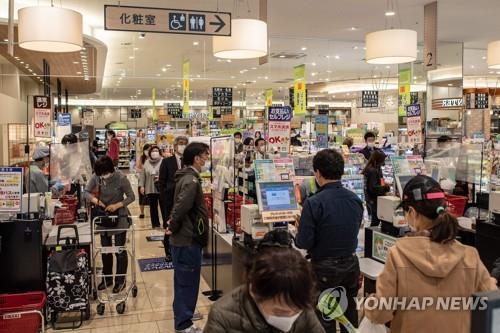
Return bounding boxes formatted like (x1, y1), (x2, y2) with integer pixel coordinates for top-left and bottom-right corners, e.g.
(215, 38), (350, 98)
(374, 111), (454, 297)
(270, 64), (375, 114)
(47, 176), (212, 333)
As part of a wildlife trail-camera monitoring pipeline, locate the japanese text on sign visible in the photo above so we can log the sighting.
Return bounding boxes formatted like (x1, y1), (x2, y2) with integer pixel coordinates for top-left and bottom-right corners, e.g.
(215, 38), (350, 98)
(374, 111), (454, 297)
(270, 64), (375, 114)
(34, 95), (52, 138)
(362, 90), (379, 108)
(268, 121), (291, 153)
(0, 167), (23, 212)
(212, 87), (233, 107)
(405, 104), (421, 117)
(268, 106), (292, 121)
(105, 5), (231, 37)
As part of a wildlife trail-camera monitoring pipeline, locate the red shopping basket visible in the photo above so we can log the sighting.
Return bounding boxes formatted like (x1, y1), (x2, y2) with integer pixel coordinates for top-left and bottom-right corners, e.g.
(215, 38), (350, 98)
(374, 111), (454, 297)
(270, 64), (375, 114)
(0, 292), (46, 333)
(445, 194), (468, 217)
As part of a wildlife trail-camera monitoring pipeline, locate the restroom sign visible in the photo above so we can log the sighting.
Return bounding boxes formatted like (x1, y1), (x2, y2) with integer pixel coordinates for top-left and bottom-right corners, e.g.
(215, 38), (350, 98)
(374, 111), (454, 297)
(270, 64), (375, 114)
(105, 5), (231, 36)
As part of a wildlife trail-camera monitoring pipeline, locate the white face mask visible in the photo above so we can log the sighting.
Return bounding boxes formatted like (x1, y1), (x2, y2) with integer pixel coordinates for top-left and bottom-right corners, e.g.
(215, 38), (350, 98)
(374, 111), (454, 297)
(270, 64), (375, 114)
(367, 142), (375, 148)
(101, 173), (112, 180)
(262, 311), (302, 332)
(151, 151), (160, 159)
(177, 145), (186, 154)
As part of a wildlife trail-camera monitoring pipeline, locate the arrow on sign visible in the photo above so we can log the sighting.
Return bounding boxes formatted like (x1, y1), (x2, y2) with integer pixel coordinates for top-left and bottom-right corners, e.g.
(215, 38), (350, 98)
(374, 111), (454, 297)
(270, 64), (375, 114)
(210, 14), (226, 33)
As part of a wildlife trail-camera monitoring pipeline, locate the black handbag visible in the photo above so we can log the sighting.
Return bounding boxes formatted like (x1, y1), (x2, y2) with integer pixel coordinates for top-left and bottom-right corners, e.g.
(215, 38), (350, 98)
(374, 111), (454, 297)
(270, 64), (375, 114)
(91, 180), (119, 229)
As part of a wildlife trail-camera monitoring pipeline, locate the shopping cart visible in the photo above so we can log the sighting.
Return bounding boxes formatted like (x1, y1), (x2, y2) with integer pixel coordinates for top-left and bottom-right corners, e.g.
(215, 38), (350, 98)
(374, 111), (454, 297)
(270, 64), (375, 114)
(0, 292), (46, 333)
(91, 216), (138, 315)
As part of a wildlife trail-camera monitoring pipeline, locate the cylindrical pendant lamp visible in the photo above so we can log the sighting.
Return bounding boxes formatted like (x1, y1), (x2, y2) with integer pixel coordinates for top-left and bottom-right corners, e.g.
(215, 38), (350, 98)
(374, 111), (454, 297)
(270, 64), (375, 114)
(213, 19), (268, 59)
(365, 29), (417, 65)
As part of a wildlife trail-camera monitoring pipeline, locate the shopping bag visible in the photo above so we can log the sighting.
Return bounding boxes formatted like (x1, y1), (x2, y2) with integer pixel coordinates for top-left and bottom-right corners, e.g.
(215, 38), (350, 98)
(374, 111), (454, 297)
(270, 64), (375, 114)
(358, 317), (388, 333)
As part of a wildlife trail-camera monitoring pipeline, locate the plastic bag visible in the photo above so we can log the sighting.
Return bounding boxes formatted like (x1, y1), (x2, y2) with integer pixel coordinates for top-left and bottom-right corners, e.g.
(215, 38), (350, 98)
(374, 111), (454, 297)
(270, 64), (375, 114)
(358, 317), (387, 333)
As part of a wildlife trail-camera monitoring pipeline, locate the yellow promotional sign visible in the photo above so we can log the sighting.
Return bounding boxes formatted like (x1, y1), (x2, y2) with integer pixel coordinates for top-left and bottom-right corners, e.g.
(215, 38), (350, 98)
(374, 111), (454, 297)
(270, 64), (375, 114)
(152, 87), (157, 122)
(398, 68), (411, 117)
(294, 64), (306, 116)
(183, 59), (190, 116)
(265, 88), (273, 107)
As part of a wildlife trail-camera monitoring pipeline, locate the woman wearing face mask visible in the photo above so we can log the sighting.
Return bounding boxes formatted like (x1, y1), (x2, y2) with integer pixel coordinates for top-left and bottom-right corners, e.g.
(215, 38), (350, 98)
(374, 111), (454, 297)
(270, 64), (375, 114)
(365, 175), (497, 333)
(85, 156), (135, 293)
(106, 130), (120, 167)
(362, 150), (390, 227)
(204, 246), (325, 333)
(139, 145), (164, 229)
(136, 143), (151, 219)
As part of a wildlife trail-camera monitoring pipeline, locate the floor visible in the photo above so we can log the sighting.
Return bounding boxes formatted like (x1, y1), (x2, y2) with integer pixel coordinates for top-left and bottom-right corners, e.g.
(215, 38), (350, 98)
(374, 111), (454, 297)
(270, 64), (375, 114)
(47, 175), (212, 333)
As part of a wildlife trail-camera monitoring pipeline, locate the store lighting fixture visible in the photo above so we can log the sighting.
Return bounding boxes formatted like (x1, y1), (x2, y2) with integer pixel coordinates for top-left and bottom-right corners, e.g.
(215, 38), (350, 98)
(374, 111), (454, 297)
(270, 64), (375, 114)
(213, 19), (268, 59)
(335, 55), (340, 60)
(487, 41), (500, 69)
(18, 5), (83, 52)
(162, 67), (167, 72)
(76, 71), (81, 74)
(312, 62), (316, 66)
(301, 47), (307, 51)
(353, 46), (359, 50)
(385, 11), (396, 16)
(193, 41), (199, 46)
(365, 29), (417, 64)
(279, 55), (285, 58)
(129, 56), (135, 59)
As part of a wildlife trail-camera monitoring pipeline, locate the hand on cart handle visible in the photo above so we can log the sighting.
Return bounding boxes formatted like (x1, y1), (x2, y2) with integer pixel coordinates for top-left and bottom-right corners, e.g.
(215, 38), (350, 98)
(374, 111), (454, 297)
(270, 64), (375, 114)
(92, 197), (106, 208)
(105, 202), (123, 213)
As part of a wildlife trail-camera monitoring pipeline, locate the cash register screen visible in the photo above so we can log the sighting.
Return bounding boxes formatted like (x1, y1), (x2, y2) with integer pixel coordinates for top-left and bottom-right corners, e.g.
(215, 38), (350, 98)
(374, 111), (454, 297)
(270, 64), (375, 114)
(256, 181), (298, 212)
(395, 174), (414, 199)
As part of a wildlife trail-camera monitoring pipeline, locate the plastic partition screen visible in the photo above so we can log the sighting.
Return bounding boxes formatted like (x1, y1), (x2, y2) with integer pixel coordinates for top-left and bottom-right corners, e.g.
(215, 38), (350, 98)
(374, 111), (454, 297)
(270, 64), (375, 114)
(395, 174), (414, 199)
(256, 181), (298, 212)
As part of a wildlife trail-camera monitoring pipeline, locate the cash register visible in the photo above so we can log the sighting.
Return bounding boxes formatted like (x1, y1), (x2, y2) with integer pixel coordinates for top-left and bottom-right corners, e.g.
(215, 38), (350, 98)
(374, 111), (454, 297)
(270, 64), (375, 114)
(241, 181), (300, 247)
(377, 195), (408, 237)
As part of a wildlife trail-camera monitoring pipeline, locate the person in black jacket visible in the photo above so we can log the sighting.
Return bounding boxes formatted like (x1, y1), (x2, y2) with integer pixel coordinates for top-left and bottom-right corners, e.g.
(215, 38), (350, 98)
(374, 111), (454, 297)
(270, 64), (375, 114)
(362, 150), (390, 227)
(166, 142), (210, 333)
(359, 131), (382, 160)
(158, 135), (188, 259)
(296, 149), (364, 333)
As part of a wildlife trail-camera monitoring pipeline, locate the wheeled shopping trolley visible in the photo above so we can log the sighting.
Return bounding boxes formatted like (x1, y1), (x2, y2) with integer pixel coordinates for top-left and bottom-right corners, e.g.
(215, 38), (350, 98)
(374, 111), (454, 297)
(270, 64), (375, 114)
(91, 216), (138, 315)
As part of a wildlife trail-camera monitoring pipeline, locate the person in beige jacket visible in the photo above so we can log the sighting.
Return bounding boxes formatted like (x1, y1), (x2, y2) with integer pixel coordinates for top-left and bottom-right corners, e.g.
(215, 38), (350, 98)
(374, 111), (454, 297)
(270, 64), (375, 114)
(365, 175), (497, 333)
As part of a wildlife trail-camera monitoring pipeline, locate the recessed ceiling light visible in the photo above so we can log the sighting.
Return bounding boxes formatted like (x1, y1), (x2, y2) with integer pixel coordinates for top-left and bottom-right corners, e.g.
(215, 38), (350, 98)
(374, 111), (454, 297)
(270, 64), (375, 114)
(363, 47), (366, 50)
(373, 75), (377, 78)
(73, 61), (79, 64)
(482, 56), (486, 60)
(226, 59), (232, 63)
(350, 27), (359, 31)
(311, 72), (317, 76)
(129, 56), (135, 59)
(448, 83), (453, 86)
(335, 55), (340, 60)
(193, 41), (199, 46)
(413, 76), (417, 80)
(76, 71), (82, 74)
(196, 74), (201, 78)
(134, 47), (139, 51)
(264, 76), (268, 80)
(139, 33), (146, 39)
(162, 67), (167, 72)
(385, 11), (396, 16)
(279, 55), (285, 58)
(312, 62), (316, 66)
(325, 55), (330, 59)
(230, 76), (236, 79)
(14, 56), (19, 60)
(353, 46), (359, 50)
(251, 67), (257, 70)
(301, 47), (307, 51)
(470, 65), (475, 69)
(497, 71), (500, 74)
(20, 61), (24, 64)
(166, 64), (172, 67)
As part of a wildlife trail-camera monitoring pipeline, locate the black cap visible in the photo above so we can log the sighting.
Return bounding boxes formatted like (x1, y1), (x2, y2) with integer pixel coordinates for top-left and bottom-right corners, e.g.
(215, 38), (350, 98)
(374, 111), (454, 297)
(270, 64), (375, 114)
(398, 175), (446, 210)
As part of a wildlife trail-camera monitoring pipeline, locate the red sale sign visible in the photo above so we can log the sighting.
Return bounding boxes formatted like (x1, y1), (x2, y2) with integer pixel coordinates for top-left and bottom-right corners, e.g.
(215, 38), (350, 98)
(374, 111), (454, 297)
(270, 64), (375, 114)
(268, 121), (291, 153)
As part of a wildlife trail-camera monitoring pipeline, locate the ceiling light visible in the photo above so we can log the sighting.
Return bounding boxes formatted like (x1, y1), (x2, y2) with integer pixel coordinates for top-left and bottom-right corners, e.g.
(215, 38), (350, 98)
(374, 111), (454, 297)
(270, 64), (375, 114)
(230, 76), (236, 79)
(487, 41), (500, 69)
(3, 38), (8, 42)
(334, 55), (340, 60)
(73, 61), (79, 64)
(326, 55), (330, 59)
(20, 61), (24, 64)
(134, 47), (139, 51)
(385, 11), (396, 16)
(196, 74), (201, 78)
(482, 56), (487, 60)
(264, 76), (268, 80)
(193, 41), (199, 46)
(350, 27), (359, 31)
(353, 46), (359, 50)
(213, 19), (268, 59)
(18, 6), (83, 52)
(448, 83), (453, 86)
(365, 29), (417, 64)
(139, 33), (146, 39)
(76, 71), (81, 74)
(251, 67), (257, 70)
(311, 72), (317, 77)
(129, 56), (134, 59)
(497, 71), (500, 74)
(413, 76), (417, 80)
(226, 59), (232, 63)
(489, 71), (494, 74)
(279, 55), (285, 58)
(312, 62), (316, 66)
(162, 67), (167, 72)
(14, 57), (19, 60)
(156, 73), (161, 76)
(301, 47), (307, 51)
(373, 75), (378, 78)
(470, 65), (475, 69)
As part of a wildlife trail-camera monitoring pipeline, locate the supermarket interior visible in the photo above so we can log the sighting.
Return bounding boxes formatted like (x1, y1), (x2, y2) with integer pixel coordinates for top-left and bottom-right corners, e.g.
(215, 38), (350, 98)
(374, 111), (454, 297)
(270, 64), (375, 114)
(1, 0), (500, 332)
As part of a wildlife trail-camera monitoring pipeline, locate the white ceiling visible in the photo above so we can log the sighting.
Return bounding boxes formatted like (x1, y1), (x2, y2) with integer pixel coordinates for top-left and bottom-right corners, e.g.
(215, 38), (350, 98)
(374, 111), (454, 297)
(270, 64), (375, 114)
(1, 0), (500, 103)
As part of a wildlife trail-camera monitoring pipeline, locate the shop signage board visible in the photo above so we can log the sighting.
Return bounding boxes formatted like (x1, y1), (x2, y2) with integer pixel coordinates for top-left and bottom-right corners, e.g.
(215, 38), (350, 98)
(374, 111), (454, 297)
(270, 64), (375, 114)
(33, 96), (52, 138)
(372, 230), (397, 263)
(82, 109), (94, 125)
(183, 60), (190, 116)
(0, 167), (23, 212)
(268, 121), (291, 153)
(166, 103), (182, 118)
(265, 89), (273, 107)
(405, 104), (421, 117)
(129, 108), (142, 119)
(362, 90), (379, 108)
(268, 106), (292, 122)
(405, 104), (422, 144)
(432, 98), (464, 109)
(398, 68), (411, 117)
(273, 158), (296, 181)
(104, 5), (231, 36)
(293, 64), (307, 116)
(316, 115), (329, 149)
(57, 113), (71, 127)
(317, 104), (329, 115)
(424, 2), (438, 71)
(212, 87), (233, 107)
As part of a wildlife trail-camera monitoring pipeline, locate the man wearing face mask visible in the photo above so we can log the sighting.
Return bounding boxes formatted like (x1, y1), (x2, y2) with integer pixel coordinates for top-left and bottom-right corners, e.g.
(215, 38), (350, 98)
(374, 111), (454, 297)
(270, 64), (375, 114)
(139, 145), (164, 229)
(296, 149), (364, 333)
(29, 146), (50, 193)
(204, 245), (325, 333)
(158, 136), (188, 259)
(234, 131), (244, 154)
(166, 142), (210, 333)
(359, 131), (381, 161)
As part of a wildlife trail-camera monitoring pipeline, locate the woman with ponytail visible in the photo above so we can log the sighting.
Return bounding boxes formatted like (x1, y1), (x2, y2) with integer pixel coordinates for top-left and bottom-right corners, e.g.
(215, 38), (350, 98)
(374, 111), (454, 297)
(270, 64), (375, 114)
(365, 175), (497, 333)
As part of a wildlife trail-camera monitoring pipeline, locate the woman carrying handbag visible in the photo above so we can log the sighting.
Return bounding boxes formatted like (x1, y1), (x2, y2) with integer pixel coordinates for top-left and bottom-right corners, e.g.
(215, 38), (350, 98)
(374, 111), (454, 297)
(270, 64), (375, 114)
(85, 156), (135, 293)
